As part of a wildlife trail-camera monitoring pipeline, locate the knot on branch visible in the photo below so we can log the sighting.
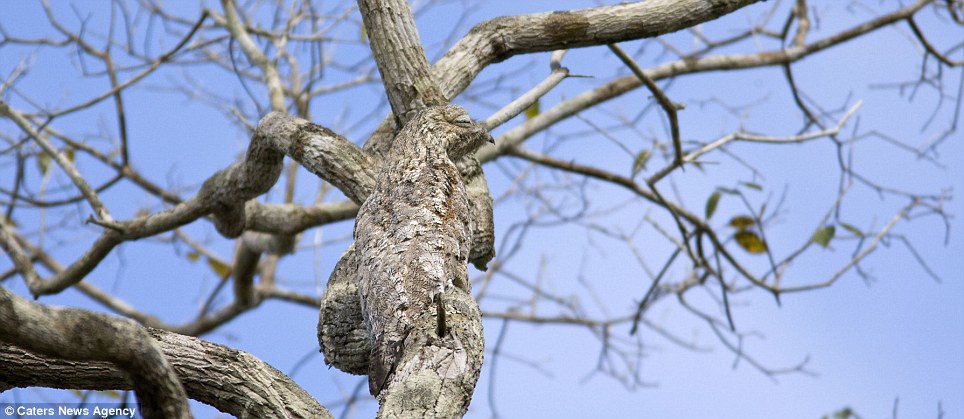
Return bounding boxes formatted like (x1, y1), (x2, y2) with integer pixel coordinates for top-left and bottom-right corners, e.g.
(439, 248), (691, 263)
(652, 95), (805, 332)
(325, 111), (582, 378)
(199, 120), (286, 238)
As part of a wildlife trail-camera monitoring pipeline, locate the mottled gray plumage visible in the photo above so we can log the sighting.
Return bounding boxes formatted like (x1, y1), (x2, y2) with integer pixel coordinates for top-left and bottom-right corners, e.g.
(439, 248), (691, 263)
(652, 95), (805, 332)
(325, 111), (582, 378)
(458, 155), (496, 270)
(317, 244), (369, 375)
(354, 105), (493, 396)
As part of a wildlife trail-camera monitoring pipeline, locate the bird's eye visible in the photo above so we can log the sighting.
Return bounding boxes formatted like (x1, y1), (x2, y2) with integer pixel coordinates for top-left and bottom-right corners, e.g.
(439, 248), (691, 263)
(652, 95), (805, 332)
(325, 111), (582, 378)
(453, 115), (473, 127)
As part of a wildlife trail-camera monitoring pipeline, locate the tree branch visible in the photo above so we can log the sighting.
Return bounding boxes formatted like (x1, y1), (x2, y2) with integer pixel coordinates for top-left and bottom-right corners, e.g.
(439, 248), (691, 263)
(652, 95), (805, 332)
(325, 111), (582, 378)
(0, 325), (331, 418)
(256, 112), (375, 204)
(220, 0), (286, 111)
(475, 0), (932, 165)
(358, 0), (446, 123)
(432, 0), (765, 103)
(0, 287), (190, 418)
(0, 100), (112, 221)
(1, 110), (366, 297)
(607, 43), (684, 168)
(366, 0), (765, 154)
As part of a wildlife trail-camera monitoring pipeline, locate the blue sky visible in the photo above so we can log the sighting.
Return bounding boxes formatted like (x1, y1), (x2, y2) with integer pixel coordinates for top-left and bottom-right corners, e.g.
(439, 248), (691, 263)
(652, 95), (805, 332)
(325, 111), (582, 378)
(1, 1), (962, 418)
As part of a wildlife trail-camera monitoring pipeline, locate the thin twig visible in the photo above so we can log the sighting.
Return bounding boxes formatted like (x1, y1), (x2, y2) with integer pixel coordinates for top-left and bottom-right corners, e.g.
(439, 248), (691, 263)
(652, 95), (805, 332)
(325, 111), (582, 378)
(608, 43), (684, 170)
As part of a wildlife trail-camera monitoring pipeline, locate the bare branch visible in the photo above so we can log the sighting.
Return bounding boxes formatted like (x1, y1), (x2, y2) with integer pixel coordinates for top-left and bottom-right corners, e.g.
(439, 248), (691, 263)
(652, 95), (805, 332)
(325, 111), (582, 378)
(647, 100), (863, 184)
(357, 0), (446, 122)
(1, 111), (365, 297)
(256, 112), (375, 204)
(220, 0), (286, 111)
(0, 287), (190, 418)
(607, 43), (684, 168)
(907, 17), (964, 67)
(367, 0), (765, 154)
(475, 0), (936, 169)
(0, 327), (331, 418)
(432, 0), (766, 102)
(483, 58), (569, 130)
(0, 100), (112, 221)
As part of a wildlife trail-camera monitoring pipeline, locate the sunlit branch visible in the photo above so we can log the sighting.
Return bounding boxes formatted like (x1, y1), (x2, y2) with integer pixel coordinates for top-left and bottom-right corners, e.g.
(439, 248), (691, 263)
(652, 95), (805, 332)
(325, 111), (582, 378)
(775, 200), (917, 293)
(220, 0), (286, 112)
(0, 101), (112, 221)
(0, 329), (332, 418)
(647, 100), (862, 184)
(476, 0), (932, 166)
(607, 43), (684, 168)
(1, 111), (365, 297)
(483, 53), (570, 130)
(0, 287), (191, 417)
(39, 12), (209, 119)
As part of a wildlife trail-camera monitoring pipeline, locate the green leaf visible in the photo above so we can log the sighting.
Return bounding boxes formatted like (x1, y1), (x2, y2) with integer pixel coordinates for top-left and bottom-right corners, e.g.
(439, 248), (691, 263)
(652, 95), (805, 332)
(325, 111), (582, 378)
(741, 181), (763, 191)
(186, 251), (201, 262)
(37, 153), (51, 175)
(728, 215), (755, 230)
(95, 390), (123, 399)
(65, 147), (75, 163)
(631, 150), (651, 177)
(832, 407), (855, 419)
(705, 191), (721, 219)
(717, 187), (740, 195)
(207, 257), (231, 278)
(839, 222), (863, 238)
(812, 225), (835, 248)
(734, 230), (767, 254)
(524, 100), (540, 119)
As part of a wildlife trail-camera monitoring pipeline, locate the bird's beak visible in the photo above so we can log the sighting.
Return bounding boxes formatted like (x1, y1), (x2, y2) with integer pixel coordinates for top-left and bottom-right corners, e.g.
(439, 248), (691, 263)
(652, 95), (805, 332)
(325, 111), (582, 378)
(486, 133), (495, 144)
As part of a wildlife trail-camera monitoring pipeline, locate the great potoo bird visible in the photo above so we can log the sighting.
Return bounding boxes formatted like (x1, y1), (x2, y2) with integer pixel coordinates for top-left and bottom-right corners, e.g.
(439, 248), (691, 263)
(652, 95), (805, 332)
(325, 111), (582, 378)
(354, 104), (493, 396)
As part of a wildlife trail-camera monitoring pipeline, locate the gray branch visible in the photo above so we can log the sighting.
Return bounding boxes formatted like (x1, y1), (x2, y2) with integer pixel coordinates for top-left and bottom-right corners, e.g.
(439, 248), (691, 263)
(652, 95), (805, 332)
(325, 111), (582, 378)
(0, 287), (190, 418)
(365, 0), (764, 158)
(433, 0), (765, 105)
(0, 318), (331, 418)
(358, 0), (447, 123)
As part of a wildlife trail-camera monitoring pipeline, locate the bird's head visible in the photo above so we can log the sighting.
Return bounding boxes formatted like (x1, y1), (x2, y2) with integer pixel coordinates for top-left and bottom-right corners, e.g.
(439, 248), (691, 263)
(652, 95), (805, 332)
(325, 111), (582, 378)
(406, 105), (494, 159)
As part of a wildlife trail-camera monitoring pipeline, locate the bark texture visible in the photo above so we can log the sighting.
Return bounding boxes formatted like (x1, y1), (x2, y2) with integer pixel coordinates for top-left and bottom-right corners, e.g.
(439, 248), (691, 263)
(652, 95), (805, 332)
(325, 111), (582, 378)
(0, 0), (777, 416)
(316, 1), (766, 416)
(353, 105), (491, 416)
(0, 326), (331, 419)
(357, 0), (447, 124)
(432, 0), (765, 102)
(0, 287), (190, 418)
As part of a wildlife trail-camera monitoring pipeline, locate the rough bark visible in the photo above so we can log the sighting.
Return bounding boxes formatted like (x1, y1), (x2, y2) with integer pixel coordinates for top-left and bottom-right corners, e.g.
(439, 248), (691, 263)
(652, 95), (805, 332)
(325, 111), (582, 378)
(256, 112), (376, 205)
(2, 0), (762, 297)
(2, 1), (781, 416)
(351, 106), (490, 417)
(0, 287), (190, 418)
(363, 0), (765, 155)
(432, 0), (766, 101)
(0, 327), (331, 419)
(315, 1), (767, 417)
(357, 0), (447, 123)
(375, 288), (483, 419)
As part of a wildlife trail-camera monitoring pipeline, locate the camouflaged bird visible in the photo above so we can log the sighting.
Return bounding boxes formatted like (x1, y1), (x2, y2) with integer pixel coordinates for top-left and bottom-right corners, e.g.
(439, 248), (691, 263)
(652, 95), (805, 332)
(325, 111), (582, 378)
(353, 105), (494, 396)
